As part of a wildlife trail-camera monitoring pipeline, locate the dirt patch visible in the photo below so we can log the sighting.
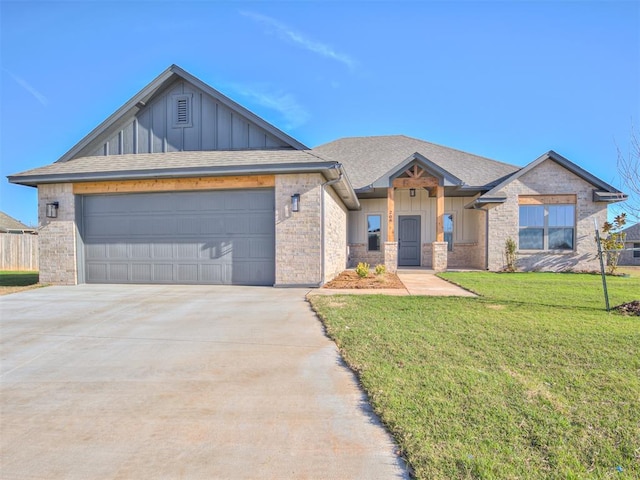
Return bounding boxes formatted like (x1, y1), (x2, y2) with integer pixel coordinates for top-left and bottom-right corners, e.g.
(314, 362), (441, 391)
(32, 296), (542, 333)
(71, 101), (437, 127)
(613, 300), (640, 316)
(323, 270), (406, 289)
(0, 285), (44, 296)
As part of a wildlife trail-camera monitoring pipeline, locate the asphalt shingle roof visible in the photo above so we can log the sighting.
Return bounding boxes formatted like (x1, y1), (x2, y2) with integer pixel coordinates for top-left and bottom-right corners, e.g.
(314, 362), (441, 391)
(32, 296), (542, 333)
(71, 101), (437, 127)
(0, 211), (34, 232)
(10, 149), (335, 183)
(313, 135), (520, 190)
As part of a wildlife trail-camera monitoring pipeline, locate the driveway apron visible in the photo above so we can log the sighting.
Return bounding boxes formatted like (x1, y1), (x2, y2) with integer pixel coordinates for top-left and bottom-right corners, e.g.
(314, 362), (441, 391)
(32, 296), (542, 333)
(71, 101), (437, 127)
(0, 285), (408, 479)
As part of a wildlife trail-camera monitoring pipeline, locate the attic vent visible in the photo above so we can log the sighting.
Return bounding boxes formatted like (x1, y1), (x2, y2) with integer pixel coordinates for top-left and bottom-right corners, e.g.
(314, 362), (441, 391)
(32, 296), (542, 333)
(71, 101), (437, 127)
(172, 94), (192, 128)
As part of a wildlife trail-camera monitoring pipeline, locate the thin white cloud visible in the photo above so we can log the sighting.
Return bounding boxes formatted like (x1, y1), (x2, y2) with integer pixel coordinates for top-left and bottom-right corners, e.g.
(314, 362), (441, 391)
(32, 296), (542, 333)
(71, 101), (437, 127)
(230, 84), (310, 130)
(3, 69), (48, 106)
(240, 11), (357, 71)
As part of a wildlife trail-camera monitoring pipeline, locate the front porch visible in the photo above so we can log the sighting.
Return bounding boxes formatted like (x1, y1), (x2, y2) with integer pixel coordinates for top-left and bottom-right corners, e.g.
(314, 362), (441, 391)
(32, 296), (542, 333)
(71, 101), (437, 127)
(347, 161), (486, 273)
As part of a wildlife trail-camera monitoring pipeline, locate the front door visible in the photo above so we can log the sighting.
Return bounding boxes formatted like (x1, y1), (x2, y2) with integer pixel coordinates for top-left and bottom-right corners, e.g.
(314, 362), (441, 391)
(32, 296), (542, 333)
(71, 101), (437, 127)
(398, 215), (421, 266)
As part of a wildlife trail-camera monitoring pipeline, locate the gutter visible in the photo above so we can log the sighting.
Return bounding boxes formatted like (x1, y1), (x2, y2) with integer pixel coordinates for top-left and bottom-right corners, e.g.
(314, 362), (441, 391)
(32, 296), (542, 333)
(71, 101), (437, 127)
(318, 165), (344, 287)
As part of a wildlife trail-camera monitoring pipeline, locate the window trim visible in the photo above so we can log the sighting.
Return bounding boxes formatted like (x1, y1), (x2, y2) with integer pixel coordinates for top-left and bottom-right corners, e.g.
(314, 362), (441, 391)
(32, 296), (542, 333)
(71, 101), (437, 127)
(366, 214), (382, 252)
(634, 243), (640, 259)
(518, 202), (576, 252)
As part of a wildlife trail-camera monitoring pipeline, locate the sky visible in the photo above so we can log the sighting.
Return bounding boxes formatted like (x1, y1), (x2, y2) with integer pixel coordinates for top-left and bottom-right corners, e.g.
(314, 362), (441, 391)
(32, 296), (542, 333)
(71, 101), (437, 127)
(1, 0), (639, 227)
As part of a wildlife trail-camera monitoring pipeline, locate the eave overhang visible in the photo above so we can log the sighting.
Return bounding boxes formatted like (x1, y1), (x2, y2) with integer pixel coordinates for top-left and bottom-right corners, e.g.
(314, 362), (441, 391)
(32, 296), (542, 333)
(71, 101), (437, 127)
(592, 190), (628, 203)
(465, 196), (507, 210)
(8, 161), (360, 210)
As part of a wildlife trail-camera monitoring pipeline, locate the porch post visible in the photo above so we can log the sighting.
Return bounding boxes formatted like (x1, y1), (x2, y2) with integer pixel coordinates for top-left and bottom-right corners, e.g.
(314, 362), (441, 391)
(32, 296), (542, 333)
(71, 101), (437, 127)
(387, 187), (395, 241)
(436, 185), (444, 242)
(384, 187), (398, 273)
(433, 185), (448, 272)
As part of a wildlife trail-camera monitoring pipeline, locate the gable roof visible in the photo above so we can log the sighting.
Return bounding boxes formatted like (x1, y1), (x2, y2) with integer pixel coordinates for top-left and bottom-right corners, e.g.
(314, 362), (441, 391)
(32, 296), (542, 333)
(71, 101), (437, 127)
(312, 135), (519, 191)
(621, 222), (640, 241)
(470, 150), (627, 208)
(57, 64), (307, 163)
(0, 211), (35, 233)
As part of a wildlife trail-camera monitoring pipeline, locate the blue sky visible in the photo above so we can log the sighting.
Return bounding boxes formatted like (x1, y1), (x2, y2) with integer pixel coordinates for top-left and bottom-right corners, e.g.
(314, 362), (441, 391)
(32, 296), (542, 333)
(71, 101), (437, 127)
(1, 0), (639, 226)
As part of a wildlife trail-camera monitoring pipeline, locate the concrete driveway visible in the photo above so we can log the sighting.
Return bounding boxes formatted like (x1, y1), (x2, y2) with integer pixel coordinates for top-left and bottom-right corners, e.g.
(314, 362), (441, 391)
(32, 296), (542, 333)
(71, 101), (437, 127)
(1, 285), (408, 479)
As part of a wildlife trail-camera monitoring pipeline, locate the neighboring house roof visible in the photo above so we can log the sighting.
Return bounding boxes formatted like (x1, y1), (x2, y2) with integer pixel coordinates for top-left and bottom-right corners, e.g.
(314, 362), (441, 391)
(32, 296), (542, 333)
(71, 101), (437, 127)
(0, 211), (36, 233)
(470, 150), (627, 209)
(621, 223), (640, 241)
(312, 135), (520, 191)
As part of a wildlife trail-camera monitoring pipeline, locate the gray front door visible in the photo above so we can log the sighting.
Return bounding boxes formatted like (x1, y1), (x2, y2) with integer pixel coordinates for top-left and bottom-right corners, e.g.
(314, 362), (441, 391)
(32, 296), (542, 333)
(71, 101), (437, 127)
(81, 189), (275, 285)
(398, 215), (421, 266)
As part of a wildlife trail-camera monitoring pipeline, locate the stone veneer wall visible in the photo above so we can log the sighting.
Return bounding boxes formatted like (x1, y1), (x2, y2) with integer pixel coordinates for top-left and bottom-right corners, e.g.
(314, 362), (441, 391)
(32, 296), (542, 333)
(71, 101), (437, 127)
(323, 186), (348, 283)
(421, 242), (484, 269)
(38, 183), (77, 285)
(347, 244), (385, 268)
(275, 173), (323, 286)
(487, 159), (607, 272)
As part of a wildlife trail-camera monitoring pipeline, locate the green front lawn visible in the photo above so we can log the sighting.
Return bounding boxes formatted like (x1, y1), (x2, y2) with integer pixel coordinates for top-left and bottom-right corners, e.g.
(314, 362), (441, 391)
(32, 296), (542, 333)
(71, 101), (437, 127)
(309, 272), (640, 479)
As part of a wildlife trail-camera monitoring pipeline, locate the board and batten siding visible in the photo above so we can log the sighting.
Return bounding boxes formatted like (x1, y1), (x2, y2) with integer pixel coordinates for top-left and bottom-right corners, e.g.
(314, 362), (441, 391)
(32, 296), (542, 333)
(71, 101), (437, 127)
(82, 80), (290, 158)
(349, 190), (482, 245)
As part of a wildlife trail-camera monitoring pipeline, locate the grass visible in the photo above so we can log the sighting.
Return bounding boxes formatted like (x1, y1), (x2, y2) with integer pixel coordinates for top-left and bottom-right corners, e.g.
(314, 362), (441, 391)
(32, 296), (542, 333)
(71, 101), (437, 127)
(309, 272), (640, 479)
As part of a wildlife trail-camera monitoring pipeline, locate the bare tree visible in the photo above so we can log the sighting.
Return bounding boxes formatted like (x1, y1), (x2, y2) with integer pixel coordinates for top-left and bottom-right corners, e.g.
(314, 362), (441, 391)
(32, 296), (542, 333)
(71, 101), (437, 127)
(616, 126), (640, 222)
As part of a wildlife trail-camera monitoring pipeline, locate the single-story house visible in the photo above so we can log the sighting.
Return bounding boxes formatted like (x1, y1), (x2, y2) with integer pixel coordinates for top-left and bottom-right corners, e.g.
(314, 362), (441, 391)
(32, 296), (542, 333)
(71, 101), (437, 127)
(0, 211), (37, 234)
(619, 223), (640, 266)
(8, 65), (627, 286)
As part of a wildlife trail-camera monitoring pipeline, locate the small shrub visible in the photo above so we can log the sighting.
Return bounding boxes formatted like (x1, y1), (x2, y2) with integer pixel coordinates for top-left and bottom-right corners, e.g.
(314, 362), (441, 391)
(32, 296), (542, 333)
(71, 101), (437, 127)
(356, 262), (370, 278)
(597, 213), (627, 275)
(504, 237), (517, 272)
(374, 264), (386, 276)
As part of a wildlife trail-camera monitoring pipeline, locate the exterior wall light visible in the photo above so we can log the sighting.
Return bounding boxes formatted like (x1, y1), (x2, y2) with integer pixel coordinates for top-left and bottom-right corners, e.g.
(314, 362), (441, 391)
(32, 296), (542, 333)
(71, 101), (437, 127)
(46, 202), (59, 218)
(291, 193), (301, 212)
(409, 188), (416, 197)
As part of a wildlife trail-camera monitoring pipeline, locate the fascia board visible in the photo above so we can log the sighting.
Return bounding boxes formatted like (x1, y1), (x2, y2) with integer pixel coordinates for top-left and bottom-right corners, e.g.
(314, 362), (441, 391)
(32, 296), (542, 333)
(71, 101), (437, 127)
(371, 152), (464, 188)
(55, 66), (177, 163)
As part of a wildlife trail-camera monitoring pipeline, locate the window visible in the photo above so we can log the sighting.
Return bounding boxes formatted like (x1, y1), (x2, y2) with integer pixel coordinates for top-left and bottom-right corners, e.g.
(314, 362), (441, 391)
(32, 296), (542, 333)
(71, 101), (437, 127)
(634, 243), (640, 258)
(172, 94), (192, 128)
(367, 215), (381, 251)
(519, 204), (575, 250)
(444, 214), (453, 251)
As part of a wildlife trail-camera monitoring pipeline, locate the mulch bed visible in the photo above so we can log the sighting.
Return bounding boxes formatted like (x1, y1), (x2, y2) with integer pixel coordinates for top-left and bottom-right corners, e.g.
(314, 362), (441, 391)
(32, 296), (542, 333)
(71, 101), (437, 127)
(613, 300), (640, 316)
(323, 270), (406, 289)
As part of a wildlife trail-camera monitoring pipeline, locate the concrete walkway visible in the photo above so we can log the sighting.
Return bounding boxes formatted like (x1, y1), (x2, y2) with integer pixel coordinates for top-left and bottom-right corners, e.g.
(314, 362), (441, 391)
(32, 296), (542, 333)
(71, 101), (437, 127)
(309, 269), (476, 297)
(396, 268), (477, 296)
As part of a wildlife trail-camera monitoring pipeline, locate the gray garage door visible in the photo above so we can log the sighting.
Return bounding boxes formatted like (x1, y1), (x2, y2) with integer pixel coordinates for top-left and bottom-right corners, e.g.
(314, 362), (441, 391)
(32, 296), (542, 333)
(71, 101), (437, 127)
(81, 189), (275, 285)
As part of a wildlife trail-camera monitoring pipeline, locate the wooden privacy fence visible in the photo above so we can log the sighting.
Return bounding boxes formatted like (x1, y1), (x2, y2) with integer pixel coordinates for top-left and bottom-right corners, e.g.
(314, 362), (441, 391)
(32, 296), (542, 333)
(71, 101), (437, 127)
(0, 234), (39, 271)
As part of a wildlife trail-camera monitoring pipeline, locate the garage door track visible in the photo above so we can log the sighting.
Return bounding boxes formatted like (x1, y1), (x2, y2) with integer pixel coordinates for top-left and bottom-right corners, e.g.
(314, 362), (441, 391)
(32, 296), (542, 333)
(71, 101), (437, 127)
(0, 285), (407, 479)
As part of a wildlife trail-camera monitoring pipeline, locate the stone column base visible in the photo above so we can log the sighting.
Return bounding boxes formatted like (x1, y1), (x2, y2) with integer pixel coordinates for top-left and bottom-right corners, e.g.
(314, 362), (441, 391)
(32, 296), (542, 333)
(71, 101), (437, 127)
(384, 242), (398, 273)
(432, 242), (448, 272)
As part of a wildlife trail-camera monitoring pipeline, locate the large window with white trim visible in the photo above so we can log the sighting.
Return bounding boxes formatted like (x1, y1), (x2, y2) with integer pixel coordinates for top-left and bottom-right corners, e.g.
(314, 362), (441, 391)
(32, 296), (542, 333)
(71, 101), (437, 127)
(519, 203), (575, 250)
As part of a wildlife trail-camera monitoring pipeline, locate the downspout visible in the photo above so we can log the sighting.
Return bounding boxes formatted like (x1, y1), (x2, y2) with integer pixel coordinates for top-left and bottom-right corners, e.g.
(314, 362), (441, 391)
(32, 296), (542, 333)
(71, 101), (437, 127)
(318, 169), (343, 287)
(484, 207), (490, 270)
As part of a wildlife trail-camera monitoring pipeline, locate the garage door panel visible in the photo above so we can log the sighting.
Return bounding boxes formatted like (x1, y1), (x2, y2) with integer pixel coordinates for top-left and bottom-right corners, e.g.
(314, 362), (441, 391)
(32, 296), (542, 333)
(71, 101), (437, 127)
(132, 264), (152, 282)
(82, 189), (275, 285)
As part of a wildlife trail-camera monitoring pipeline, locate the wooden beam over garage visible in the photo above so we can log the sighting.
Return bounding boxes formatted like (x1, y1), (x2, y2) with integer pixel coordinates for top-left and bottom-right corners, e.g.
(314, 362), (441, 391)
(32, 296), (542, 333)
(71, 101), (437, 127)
(73, 175), (276, 194)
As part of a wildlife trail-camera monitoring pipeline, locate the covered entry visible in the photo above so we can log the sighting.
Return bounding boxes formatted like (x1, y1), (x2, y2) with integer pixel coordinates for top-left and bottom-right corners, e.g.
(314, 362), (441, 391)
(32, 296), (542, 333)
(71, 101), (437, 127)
(80, 189), (275, 285)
